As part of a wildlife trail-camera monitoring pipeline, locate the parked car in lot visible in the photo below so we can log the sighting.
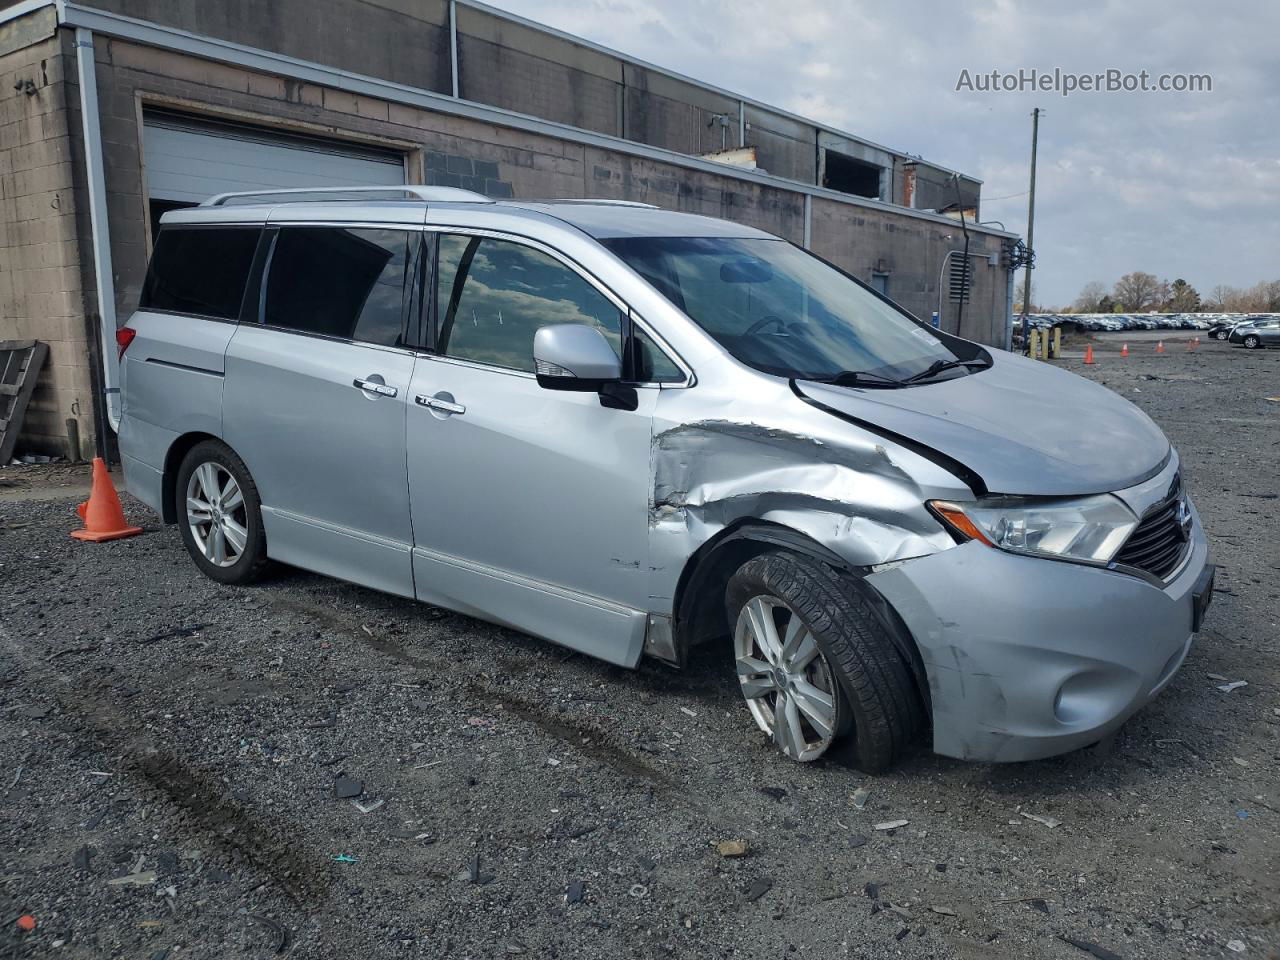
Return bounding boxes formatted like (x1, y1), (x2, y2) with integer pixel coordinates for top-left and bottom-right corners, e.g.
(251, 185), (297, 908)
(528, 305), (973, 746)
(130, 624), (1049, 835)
(1229, 317), (1280, 348)
(1207, 321), (1236, 340)
(117, 186), (1214, 770)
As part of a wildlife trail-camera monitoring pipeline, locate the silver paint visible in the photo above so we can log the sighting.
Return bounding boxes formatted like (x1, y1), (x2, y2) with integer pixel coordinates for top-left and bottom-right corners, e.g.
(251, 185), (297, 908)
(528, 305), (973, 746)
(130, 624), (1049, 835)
(866, 496), (1209, 762)
(533, 323), (623, 380)
(645, 375), (969, 611)
(223, 323), (418, 598)
(798, 349), (1172, 496)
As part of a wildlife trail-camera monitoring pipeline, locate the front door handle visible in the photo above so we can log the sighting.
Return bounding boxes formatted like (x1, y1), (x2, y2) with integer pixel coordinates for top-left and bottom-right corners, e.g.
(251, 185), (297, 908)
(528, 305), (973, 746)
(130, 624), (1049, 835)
(354, 377), (398, 398)
(415, 393), (466, 416)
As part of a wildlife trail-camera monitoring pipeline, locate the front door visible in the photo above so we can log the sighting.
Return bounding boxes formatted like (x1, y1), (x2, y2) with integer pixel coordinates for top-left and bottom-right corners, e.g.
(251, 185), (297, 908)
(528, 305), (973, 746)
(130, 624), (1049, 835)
(406, 233), (656, 665)
(223, 225), (422, 597)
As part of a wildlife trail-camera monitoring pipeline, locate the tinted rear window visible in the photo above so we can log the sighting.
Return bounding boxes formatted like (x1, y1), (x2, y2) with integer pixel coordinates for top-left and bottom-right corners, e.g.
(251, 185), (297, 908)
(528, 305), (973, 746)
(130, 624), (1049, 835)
(140, 227), (260, 320)
(262, 227), (413, 347)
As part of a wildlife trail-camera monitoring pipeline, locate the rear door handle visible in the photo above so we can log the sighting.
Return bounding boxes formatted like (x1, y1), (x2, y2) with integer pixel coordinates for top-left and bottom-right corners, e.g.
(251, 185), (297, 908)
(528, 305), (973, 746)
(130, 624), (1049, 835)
(353, 377), (398, 398)
(415, 394), (466, 415)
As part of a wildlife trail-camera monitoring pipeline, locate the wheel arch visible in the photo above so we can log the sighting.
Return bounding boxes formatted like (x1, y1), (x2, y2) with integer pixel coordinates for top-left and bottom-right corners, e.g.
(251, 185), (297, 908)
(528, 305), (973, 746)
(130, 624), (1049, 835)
(160, 431), (221, 523)
(671, 520), (931, 714)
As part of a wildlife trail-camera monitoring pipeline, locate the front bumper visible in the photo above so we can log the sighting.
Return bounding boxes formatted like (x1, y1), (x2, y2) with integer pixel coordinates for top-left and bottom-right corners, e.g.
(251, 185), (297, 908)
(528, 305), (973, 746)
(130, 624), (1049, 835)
(866, 503), (1211, 762)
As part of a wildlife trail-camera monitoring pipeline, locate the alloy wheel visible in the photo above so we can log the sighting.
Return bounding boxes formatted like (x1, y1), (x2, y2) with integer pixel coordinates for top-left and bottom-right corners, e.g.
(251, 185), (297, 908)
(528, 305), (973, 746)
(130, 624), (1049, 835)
(734, 596), (840, 761)
(1244, 336), (1260, 349)
(186, 462), (248, 568)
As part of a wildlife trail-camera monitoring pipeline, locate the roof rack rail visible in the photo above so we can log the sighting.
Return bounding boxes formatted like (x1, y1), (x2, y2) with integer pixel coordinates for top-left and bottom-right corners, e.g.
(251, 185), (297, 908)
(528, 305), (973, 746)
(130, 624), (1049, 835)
(201, 185), (493, 207)
(530, 198), (658, 209)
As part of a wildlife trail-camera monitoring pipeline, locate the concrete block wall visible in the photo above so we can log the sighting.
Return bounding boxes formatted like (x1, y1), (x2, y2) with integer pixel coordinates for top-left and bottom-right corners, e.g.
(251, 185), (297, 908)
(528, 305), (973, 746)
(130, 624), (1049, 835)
(90, 36), (598, 320)
(0, 25), (95, 459)
(622, 64), (742, 158)
(424, 150), (514, 197)
(743, 104), (818, 184)
(456, 5), (622, 137)
(90, 36), (830, 319)
(52, 1), (987, 214)
(65, 0), (454, 94)
(586, 148), (806, 243)
(90, 35), (1002, 336)
(810, 196), (1005, 345)
(910, 161), (981, 216)
(0, 18), (1011, 457)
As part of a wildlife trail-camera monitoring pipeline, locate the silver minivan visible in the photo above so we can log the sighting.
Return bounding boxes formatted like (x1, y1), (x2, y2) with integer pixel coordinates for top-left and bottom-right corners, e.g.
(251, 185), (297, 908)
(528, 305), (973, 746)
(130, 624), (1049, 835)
(118, 186), (1214, 770)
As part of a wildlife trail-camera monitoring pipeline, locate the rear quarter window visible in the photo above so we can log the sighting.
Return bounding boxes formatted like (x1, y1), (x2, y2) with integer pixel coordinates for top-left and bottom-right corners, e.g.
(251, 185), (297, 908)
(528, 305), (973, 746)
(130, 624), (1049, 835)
(140, 226), (261, 320)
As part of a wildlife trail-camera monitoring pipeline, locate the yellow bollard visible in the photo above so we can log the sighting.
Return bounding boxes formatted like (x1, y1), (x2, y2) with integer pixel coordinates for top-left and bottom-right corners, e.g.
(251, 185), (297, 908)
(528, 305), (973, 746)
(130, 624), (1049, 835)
(1029, 328), (1041, 360)
(1052, 326), (1062, 359)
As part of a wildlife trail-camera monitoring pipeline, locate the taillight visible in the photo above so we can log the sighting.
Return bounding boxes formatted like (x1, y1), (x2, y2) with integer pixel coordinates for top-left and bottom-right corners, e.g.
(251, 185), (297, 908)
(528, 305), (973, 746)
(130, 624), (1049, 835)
(115, 326), (136, 359)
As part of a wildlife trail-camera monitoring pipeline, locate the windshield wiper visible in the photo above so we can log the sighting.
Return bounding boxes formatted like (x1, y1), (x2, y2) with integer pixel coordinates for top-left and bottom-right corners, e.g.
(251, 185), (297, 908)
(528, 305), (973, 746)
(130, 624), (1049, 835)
(901, 357), (992, 385)
(813, 369), (906, 389)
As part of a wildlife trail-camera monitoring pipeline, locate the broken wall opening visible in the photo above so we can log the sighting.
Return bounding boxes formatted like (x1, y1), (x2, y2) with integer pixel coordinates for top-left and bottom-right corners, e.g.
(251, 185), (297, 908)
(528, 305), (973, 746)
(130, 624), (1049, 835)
(822, 150), (883, 199)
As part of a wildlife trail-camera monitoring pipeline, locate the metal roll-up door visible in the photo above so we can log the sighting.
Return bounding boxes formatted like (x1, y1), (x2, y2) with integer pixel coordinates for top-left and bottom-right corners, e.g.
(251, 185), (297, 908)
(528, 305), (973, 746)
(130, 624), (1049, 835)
(141, 111), (406, 207)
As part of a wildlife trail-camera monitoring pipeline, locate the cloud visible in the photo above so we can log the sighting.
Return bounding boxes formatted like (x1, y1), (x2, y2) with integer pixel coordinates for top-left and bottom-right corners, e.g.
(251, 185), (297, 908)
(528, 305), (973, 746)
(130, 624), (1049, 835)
(485, 0), (1280, 306)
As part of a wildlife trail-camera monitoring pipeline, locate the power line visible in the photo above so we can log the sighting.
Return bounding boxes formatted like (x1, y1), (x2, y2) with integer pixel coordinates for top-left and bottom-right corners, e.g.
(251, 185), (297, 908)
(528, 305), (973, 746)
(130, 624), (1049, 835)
(980, 190), (1030, 203)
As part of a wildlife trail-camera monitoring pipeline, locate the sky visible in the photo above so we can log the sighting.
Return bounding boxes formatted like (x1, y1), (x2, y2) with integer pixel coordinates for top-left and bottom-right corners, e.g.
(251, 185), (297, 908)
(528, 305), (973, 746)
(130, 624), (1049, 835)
(483, 0), (1280, 308)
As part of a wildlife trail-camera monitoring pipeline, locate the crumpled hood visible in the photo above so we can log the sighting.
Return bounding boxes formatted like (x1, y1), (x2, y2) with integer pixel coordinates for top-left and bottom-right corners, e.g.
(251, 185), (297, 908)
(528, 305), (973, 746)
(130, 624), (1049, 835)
(797, 350), (1170, 496)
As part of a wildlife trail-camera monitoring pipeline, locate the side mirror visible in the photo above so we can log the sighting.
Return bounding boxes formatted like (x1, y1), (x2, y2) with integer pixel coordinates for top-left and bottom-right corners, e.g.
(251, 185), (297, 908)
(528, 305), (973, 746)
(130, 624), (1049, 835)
(533, 324), (622, 391)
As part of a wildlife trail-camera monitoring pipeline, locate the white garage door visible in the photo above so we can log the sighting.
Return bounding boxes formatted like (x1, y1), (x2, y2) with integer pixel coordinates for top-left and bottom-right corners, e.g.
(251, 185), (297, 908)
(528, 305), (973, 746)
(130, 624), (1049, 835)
(142, 111), (406, 205)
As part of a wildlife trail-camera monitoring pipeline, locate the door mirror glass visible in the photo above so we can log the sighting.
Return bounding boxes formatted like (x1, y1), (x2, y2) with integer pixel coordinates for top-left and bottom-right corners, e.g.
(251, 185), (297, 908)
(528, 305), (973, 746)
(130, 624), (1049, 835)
(534, 324), (622, 390)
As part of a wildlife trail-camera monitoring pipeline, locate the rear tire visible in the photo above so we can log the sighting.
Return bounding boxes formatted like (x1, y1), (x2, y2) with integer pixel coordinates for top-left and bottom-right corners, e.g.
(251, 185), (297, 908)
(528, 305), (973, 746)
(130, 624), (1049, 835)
(175, 440), (268, 585)
(1243, 335), (1261, 349)
(725, 551), (924, 771)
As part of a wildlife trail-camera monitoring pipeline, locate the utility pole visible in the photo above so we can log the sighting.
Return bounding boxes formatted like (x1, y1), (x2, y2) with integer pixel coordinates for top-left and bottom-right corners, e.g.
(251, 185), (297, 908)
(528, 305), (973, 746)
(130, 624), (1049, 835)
(1019, 107), (1040, 346)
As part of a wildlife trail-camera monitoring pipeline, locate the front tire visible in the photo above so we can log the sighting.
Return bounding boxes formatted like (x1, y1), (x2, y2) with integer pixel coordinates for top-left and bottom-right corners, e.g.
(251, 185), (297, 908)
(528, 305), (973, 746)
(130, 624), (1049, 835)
(725, 552), (924, 771)
(175, 440), (268, 585)
(1243, 335), (1261, 349)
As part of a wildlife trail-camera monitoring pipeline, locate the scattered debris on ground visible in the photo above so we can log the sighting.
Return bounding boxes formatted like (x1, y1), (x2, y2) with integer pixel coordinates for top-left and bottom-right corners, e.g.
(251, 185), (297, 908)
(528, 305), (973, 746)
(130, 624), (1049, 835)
(0, 340), (1275, 957)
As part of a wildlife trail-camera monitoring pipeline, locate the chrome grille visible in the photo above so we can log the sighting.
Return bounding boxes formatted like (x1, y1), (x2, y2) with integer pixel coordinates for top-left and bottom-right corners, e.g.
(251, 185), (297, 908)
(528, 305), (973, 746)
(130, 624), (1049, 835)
(1115, 477), (1189, 579)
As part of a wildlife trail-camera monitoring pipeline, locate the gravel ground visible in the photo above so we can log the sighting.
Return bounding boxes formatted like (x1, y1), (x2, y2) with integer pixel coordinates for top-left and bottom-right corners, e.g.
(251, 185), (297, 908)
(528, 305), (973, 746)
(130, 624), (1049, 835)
(1, 338), (1276, 959)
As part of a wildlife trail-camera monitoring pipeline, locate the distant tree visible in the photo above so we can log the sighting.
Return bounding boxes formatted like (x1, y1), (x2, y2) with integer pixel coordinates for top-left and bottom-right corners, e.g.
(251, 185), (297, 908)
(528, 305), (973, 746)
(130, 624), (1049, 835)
(1155, 278), (1172, 309)
(1097, 294), (1116, 313)
(1013, 281), (1038, 314)
(1253, 279), (1280, 311)
(1113, 271), (1165, 312)
(1204, 284), (1235, 311)
(1207, 280), (1280, 312)
(1165, 278), (1201, 312)
(1073, 280), (1108, 313)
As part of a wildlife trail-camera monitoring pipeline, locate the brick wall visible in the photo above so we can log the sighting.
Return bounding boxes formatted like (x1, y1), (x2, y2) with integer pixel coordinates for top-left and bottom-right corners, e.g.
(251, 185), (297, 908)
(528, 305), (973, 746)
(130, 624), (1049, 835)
(0, 27), (95, 460)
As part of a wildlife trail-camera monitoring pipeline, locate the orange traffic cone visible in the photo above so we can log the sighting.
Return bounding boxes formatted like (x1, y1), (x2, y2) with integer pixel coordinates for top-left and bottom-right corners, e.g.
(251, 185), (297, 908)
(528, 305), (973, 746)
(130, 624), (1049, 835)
(1083, 345), (1096, 365)
(1156, 341), (1165, 354)
(1186, 338), (1194, 351)
(70, 457), (143, 542)
(1121, 343), (1129, 357)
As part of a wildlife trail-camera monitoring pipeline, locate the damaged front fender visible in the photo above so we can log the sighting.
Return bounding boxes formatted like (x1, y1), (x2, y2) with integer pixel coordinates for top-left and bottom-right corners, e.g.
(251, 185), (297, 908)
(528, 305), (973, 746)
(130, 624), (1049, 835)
(646, 382), (975, 619)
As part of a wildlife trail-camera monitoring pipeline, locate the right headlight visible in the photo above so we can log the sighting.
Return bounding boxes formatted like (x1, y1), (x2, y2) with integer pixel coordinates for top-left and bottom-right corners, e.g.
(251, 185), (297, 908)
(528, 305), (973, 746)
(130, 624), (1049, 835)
(928, 494), (1139, 565)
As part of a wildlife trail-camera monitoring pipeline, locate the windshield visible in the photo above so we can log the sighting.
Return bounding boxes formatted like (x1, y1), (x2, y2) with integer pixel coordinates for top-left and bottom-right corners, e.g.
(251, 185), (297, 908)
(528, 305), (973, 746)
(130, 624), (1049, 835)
(602, 236), (962, 381)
